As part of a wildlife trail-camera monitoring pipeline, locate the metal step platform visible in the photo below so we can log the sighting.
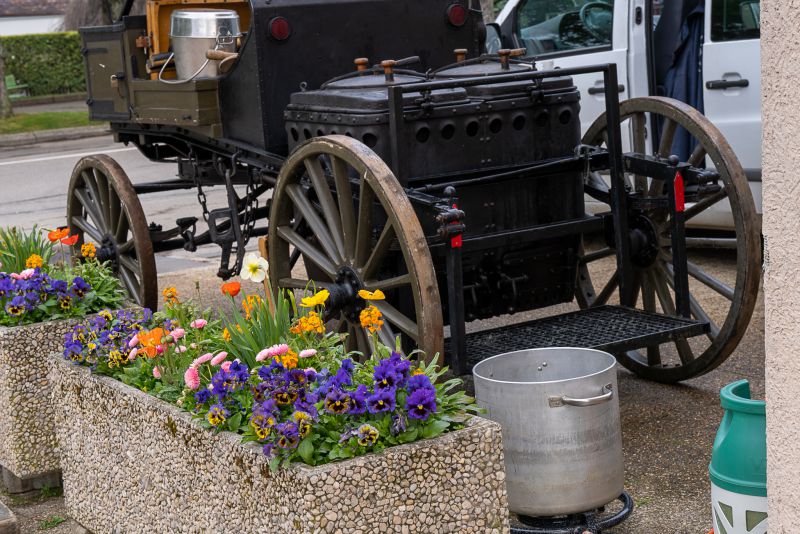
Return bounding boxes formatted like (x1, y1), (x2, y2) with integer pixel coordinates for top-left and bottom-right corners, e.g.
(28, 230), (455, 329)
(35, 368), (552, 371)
(446, 305), (709, 373)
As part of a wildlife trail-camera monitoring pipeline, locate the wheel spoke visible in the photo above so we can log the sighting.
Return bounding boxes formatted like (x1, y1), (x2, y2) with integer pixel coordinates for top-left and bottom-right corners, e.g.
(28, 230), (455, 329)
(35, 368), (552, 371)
(74, 188), (107, 233)
(578, 247), (615, 265)
(364, 273), (411, 291)
(354, 179), (375, 267)
(93, 168), (112, 226)
(688, 143), (707, 167)
(305, 158), (346, 258)
(361, 222), (396, 278)
(108, 185), (121, 237)
(278, 277), (331, 290)
(117, 239), (135, 254)
(594, 270), (619, 306)
(684, 189), (727, 221)
(662, 263), (721, 341)
(285, 184), (343, 265)
(119, 255), (141, 276)
(276, 225), (338, 278)
(687, 260), (734, 301)
(641, 269), (657, 313)
(81, 171), (108, 230)
(374, 301), (419, 341)
(70, 215), (104, 242)
(331, 156), (358, 259)
(118, 266), (141, 304)
(657, 118), (677, 157)
(631, 112), (648, 194)
(115, 209), (129, 243)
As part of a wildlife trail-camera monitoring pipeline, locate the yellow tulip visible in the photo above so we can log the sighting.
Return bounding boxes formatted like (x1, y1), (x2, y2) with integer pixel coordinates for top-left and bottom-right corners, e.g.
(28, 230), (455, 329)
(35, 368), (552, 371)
(300, 289), (330, 308)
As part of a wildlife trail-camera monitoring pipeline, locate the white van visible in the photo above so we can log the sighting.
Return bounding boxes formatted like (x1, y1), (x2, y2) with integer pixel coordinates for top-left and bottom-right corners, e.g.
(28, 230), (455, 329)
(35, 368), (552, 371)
(490, 0), (761, 222)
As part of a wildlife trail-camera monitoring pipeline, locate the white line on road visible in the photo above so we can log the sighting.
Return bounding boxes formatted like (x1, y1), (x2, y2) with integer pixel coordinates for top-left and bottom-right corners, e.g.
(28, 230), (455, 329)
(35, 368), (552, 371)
(0, 147), (137, 167)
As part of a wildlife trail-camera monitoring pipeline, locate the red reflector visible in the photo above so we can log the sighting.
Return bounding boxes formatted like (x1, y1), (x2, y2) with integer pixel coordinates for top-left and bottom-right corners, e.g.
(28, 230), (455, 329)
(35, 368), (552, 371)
(269, 17), (291, 41)
(674, 171), (685, 212)
(447, 3), (468, 27)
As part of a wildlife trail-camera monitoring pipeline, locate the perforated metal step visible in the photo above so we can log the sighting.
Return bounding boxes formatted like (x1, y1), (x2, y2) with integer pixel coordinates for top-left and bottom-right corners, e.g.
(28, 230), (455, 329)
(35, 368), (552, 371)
(446, 305), (708, 371)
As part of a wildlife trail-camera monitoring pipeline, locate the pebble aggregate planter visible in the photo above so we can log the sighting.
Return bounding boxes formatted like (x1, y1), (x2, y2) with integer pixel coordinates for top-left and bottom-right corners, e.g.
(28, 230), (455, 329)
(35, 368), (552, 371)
(50, 357), (510, 534)
(0, 317), (90, 485)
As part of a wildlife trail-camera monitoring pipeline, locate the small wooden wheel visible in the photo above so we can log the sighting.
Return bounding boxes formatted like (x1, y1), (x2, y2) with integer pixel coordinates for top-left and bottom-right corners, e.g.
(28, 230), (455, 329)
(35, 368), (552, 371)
(269, 135), (443, 362)
(67, 155), (158, 310)
(578, 97), (761, 383)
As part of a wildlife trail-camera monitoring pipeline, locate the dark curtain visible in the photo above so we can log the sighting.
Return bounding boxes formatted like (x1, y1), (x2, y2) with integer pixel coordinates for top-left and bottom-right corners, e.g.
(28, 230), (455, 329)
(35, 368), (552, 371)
(662, 1), (705, 161)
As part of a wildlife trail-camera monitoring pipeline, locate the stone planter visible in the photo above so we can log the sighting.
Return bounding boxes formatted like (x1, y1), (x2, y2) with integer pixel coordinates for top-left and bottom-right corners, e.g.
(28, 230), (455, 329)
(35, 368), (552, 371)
(50, 357), (511, 534)
(0, 317), (89, 492)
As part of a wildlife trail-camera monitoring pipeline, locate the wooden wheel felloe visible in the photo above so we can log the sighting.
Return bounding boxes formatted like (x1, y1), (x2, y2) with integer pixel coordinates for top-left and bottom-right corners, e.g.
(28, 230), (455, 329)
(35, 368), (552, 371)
(67, 154), (158, 310)
(578, 97), (761, 383)
(269, 135), (443, 362)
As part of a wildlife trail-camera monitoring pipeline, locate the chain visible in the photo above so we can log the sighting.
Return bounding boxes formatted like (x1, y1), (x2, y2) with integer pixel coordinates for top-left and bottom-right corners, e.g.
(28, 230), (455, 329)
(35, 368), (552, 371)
(189, 149), (211, 222)
(241, 168), (258, 246)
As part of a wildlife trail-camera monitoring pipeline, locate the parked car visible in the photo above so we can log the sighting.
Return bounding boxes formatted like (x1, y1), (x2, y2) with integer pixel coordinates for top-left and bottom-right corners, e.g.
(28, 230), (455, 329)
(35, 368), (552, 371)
(488, 0), (761, 230)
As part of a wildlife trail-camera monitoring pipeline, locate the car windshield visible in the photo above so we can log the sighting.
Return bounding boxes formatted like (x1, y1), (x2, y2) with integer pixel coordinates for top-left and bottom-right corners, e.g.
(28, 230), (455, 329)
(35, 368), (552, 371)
(515, 0), (614, 56)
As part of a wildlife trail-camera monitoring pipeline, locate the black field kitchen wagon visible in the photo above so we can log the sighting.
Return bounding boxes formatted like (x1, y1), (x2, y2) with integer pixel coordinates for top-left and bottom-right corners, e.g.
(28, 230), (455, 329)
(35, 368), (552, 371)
(70, 0), (761, 383)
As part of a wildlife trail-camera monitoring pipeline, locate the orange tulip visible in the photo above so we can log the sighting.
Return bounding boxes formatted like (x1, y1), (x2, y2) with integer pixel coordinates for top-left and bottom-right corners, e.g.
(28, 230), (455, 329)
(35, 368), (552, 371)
(61, 234), (79, 246)
(220, 281), (241, 297)
(138, 328), (165, 358)
(48, 227), (70, 242)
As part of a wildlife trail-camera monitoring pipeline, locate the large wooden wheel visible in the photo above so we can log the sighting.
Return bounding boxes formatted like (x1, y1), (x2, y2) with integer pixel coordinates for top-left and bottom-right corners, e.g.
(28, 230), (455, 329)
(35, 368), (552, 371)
(578, 97), (761, 383)
(268, 135), (443, 362)
(67, 155), (158, 309)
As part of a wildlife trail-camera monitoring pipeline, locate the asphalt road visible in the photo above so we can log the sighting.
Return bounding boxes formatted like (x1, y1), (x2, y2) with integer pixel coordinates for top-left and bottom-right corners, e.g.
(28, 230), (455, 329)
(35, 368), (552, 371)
(0, 135), (241, 272)
(0, 136), (766, 533)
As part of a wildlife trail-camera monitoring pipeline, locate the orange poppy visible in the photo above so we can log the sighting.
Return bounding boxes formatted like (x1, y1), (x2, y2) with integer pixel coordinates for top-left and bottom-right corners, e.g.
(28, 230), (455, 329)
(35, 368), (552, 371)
(220, 281), (241, 297)
(138, 328), (165, 358)
(61, 234), (79, 246)
(48, 227), (70, 242)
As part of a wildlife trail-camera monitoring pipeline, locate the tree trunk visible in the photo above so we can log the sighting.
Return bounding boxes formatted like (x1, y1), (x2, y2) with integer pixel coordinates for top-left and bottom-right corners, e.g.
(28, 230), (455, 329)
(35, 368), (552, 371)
(0, 42), (13, 120)
(480, 0), (495, 22)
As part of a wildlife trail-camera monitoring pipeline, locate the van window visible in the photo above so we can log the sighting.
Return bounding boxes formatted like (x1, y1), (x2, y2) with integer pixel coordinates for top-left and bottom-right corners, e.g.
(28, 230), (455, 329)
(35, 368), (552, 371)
(710, 0), (759, 42)
(515, 0), (614, 56)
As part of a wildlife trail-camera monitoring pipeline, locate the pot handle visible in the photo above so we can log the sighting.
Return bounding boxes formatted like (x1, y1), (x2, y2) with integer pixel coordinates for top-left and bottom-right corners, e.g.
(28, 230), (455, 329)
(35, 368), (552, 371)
(549, 384), (613, 408)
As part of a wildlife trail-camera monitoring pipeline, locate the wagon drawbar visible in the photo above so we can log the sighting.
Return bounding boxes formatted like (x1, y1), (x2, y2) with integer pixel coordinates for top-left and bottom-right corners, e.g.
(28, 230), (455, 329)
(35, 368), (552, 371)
(69, 0), (760, 384)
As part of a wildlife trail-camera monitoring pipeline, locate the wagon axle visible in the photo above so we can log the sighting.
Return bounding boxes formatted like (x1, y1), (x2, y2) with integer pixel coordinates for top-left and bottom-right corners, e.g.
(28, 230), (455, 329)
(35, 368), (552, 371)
(325, 267), (366, 323)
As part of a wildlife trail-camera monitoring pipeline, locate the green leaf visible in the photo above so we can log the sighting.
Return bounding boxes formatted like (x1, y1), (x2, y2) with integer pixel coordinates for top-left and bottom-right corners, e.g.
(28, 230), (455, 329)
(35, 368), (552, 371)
(297, 438), (314, 464)
(227, 412), (242, 432)
(422, 419), (450, 439)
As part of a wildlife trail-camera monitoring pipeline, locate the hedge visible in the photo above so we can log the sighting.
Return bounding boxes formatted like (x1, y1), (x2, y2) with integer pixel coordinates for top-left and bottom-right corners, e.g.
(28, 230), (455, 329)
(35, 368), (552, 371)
(1, 32), (85, 97)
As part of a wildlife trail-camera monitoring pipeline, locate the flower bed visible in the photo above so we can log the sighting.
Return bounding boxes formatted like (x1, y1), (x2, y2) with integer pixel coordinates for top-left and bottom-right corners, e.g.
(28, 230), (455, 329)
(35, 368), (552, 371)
(50, 356), (509, 533)
(0, 226), (125, 488)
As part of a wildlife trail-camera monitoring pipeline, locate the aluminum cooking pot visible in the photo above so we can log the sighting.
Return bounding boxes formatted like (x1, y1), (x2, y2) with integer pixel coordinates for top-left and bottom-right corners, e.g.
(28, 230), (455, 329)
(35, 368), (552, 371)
(473, 347), (624, 517)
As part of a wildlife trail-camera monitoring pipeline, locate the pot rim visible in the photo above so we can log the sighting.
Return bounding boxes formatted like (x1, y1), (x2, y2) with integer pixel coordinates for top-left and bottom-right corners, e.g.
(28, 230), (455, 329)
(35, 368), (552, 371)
(472, 346), (617, 386)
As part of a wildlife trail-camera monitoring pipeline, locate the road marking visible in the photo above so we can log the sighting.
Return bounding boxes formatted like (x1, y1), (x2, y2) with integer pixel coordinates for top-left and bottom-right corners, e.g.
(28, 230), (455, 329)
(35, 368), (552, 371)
(0, 147), (137, 167)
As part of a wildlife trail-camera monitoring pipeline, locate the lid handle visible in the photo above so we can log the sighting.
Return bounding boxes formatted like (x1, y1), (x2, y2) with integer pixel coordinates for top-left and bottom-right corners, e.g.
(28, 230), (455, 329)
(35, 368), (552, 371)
(354, 58), (369, 72)
(381, 59), (396, 82)
(454, 48), (468, 63)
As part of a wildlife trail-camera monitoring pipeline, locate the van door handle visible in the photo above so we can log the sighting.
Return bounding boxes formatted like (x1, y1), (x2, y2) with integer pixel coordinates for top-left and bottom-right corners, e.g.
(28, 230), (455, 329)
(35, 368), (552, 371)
(706, 79), (749, 90)
(587, 84), (625, 95)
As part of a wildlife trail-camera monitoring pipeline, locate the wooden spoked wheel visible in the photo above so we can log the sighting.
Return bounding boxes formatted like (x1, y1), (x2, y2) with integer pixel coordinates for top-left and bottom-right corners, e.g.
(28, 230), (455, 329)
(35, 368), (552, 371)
(578, 97), (761, 383)
(67, 155), (158, 310)
(268, 135), (443, 362)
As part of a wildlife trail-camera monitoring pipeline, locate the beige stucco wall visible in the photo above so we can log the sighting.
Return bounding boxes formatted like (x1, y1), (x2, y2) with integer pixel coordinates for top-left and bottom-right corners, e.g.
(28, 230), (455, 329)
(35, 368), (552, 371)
(762, 1), (800, 528)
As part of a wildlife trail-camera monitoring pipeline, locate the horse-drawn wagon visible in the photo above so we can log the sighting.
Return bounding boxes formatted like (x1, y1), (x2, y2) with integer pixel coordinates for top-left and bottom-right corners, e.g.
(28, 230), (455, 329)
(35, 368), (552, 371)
(70, 0), (760, 383)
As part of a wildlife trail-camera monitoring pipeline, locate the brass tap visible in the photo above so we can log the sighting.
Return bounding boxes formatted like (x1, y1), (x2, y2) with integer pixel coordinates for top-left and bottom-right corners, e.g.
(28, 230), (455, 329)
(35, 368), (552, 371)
(454, 48), (468, 63)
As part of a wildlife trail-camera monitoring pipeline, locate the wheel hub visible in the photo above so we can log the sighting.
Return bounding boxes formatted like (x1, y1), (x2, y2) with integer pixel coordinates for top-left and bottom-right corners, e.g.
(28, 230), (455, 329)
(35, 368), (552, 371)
(628, 214), (660, 268)
(96, 235), (118, 267)
(326, 266), (365, 322)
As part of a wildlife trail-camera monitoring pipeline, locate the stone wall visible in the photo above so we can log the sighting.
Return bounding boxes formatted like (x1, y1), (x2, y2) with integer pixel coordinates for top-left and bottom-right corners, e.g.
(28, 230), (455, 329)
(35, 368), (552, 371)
(50, 356), (510, 534)
(762, 1), (800, 528)
(0, 318), (80, 481)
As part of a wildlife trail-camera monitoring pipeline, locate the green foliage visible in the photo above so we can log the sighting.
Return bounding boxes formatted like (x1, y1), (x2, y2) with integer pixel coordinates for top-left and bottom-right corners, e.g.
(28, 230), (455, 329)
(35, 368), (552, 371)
(38, 515), (66, 530)
(220, 290), (293, 369)
(0, 111), (90, 135)
(0, 32), (85, 96)
(0, 225), (53, 273)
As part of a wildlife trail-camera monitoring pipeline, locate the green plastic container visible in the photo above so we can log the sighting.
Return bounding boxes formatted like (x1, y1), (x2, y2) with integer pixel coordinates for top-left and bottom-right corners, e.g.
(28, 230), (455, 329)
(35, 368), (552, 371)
(709, 380), (767, 534)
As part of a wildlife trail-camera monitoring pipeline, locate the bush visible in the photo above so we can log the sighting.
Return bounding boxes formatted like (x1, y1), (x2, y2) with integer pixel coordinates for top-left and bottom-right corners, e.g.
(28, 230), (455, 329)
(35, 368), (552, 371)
(1, 32), (85, 96)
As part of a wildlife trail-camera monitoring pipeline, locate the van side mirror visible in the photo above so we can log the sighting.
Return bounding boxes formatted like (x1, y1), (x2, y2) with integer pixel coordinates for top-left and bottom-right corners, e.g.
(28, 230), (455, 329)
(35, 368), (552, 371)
(485, 22), (503, 54)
